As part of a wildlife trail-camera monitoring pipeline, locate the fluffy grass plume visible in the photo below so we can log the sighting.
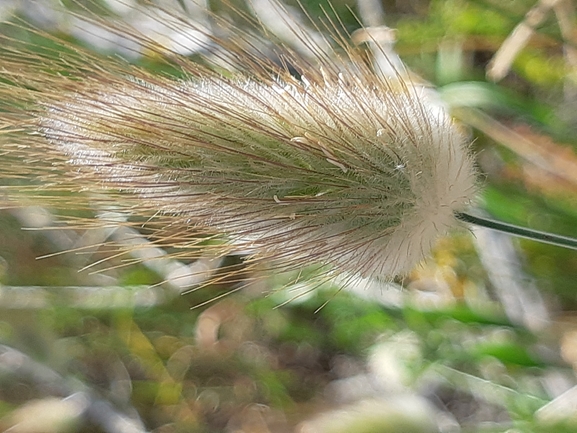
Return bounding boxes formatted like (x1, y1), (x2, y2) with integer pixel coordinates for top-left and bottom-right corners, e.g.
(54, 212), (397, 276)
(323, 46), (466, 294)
(0, 0), (477, 282)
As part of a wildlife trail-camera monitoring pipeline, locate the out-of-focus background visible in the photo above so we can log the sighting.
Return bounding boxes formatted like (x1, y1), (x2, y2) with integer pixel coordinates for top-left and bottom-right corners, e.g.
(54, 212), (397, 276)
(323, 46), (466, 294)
(1, 0), (577, 432)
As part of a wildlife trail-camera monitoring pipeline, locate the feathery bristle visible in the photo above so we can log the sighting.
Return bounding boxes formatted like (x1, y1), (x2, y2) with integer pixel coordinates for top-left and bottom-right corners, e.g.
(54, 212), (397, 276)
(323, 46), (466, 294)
(0, 0), (477, 282)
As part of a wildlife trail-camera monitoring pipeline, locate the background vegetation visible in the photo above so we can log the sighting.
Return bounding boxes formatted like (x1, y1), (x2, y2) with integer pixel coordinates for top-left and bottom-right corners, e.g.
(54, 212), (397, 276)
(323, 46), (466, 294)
(1, 0), (577, 432)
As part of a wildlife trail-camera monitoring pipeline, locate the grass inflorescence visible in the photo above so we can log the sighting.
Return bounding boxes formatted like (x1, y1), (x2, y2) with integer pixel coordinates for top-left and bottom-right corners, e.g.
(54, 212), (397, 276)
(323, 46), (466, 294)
(0, 0), (477, 288)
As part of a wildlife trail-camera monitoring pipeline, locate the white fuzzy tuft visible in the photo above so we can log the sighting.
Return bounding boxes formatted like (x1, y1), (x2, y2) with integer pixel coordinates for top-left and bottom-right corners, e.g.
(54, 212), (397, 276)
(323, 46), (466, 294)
(41, 70), (476, 278)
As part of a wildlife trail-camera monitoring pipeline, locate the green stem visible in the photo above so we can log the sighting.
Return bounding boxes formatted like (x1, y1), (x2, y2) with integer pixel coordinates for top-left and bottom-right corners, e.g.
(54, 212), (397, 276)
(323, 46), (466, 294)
(454, 211), (577, 251)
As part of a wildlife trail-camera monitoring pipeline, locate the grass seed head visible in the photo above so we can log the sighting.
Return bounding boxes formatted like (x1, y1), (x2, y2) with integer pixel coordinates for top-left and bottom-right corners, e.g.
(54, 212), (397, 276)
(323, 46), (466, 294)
(0, 0), (478, 282)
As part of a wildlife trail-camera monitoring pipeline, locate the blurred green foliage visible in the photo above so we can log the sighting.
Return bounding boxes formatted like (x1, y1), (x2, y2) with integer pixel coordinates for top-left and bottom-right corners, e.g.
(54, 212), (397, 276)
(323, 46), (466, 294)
(2, 0), (577, 432)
